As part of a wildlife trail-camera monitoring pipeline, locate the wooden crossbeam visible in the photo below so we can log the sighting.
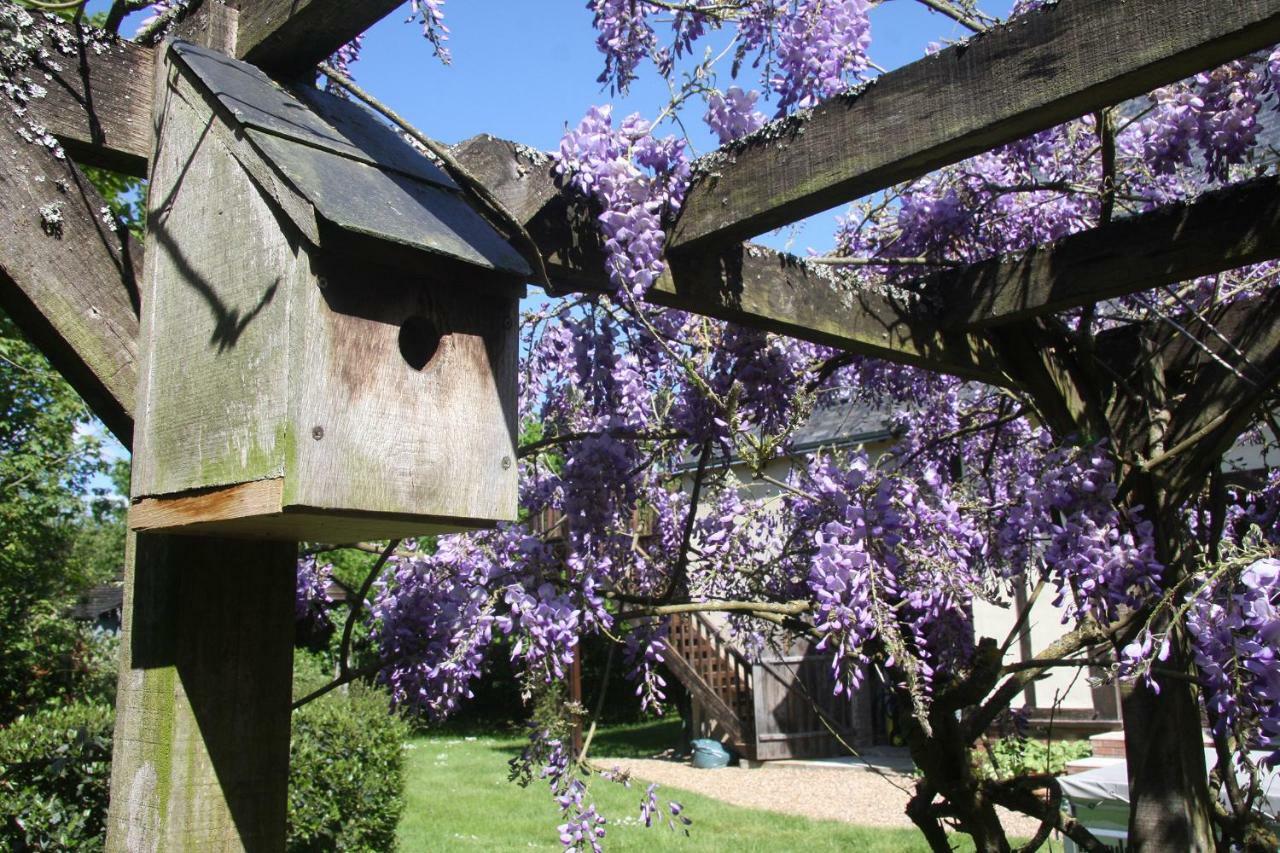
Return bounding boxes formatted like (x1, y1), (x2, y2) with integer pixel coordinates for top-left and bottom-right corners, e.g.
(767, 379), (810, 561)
(454, 135), (1280, 389)
(31, 1), (409, 178)
(237, 0), (406, 78)
(28, 35), (154, 178)
(651, 246), (1006, 383)
(0, 112), (141, 445)
(668, 0), (1280, 251)
(452, 134), (1007, 384)
(933, 175), (1280, 328)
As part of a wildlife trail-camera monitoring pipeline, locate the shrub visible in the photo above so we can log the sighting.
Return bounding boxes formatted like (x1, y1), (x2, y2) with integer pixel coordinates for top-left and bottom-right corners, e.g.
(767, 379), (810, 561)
(975, 733), (1093, 780)
(0, 673), (408, 852)
(0, 701), (113, 852)
(288, 683), (410, 852)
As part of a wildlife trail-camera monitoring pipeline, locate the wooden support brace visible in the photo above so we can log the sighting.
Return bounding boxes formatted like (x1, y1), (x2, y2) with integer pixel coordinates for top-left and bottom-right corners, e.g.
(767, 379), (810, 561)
(236, 0), (407, 79)
(0, 108), (141, 445)
(32, 0), (413, 177)
(669, 0), (1280, 250)
(934, 175), (1280, 329)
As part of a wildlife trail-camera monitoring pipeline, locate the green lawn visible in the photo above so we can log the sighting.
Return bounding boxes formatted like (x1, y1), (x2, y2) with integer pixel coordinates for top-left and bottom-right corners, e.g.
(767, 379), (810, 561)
(396, 720), (1036, 852)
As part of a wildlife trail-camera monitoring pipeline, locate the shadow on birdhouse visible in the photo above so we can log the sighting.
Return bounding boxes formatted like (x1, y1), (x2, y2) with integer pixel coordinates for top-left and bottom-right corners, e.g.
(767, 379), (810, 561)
(129, 41), (530, 540)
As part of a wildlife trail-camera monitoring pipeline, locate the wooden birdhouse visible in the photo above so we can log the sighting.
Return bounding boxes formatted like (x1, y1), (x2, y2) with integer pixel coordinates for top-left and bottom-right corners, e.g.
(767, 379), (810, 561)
(129, 41), (529, 540)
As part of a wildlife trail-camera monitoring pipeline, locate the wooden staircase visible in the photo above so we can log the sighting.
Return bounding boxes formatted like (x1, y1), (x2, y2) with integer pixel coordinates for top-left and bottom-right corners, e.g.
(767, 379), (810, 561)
(665, 613), (756, 757)
(665, 613), (875, 761)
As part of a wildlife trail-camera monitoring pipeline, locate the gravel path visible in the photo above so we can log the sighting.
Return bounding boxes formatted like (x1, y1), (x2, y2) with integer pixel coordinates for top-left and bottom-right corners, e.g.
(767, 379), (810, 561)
(599, 757), (1045, 838)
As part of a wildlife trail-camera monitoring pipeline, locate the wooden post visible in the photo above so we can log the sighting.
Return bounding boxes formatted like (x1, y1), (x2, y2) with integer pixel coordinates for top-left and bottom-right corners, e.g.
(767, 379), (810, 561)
(105, 533), (295, 852)
(106, 8), (298, 850)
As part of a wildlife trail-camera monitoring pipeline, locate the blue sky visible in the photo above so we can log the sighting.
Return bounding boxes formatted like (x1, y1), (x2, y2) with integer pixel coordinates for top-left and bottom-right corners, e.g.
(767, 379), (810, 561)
(83, 0), (1016, 468)
(347, 0), (1014, 252)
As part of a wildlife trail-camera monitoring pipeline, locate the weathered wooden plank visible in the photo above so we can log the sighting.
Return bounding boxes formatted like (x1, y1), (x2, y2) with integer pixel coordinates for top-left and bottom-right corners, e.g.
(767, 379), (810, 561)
(236, 0), (406, 79)
(934, 175), (1280, 328)
(29, 32), (154, 177)
(131, 60), (299, 501)
(663, 638), (746, 744)
(128, 478), (486, 539)
(0, 110), (140, 445)
(286, 253), (520, 532)
(668, 0), (1280, 250)
(452, 135), (610, 291)
(452, 135), (1006, 384)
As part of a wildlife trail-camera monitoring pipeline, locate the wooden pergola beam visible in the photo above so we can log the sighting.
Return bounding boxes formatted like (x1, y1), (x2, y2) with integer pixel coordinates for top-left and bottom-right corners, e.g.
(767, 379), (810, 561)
(651, 246), (1007, 383)
(933, 175), (1280, 328)
(29, 35), (154, 178)
(32, 1), (407, 178)
(236, 0), (406, 79)
(668, 0), (1280, 251)
(452, 135), (1007, 383)
(455, 134), (1280, 386)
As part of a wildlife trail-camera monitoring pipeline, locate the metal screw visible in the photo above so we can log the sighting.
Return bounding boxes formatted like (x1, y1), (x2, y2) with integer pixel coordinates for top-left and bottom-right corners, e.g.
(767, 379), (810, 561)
(311, 426), (325, 441)
(501, 455), (512, 470)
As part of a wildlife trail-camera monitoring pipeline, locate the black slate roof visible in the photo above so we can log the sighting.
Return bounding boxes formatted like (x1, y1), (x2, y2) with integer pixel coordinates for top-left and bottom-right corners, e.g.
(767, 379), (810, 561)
(170, 40), (531, 278)
(790, 395), (895, 454)
(70, 582), (124, 621)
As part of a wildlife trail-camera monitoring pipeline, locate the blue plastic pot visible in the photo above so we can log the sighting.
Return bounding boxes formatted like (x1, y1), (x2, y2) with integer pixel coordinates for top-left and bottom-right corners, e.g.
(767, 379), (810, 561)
(690, 738), (731, 769)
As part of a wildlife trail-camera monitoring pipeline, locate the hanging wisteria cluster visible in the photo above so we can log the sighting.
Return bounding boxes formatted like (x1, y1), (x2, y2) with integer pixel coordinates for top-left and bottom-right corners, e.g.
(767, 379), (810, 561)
(273, 2), (1280, 849)
(1189, 557), (1280, 767)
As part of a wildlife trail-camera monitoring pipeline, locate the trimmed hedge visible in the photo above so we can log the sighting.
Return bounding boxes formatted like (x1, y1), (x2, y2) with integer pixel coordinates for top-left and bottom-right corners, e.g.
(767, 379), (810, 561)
(288, 684), (409, 852)
(0, 701), (113, 852)
(0, 684), (408, 852)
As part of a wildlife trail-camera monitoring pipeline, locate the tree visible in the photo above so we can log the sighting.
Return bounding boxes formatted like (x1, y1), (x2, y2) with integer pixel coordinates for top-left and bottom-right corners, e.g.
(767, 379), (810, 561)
(0, 310), (120, 720)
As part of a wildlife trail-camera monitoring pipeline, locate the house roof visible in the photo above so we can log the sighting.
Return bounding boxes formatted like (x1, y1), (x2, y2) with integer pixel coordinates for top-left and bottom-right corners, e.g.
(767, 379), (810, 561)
(170, 40), (531, 278)
(789, 395), (896, 455)
(70, 582), (124, 621)
(677, 393), (897, 472)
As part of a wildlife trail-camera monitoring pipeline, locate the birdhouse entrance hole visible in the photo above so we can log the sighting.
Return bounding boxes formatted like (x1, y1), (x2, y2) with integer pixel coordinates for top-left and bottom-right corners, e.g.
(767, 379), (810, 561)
(399, 314), (442, 370)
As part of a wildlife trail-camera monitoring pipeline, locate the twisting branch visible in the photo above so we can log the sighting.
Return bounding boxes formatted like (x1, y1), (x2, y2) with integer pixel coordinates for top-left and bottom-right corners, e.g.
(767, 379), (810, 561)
(576, 642), (616, 767)
(999, 577), (1044, 657)
(134, 0), (195, 44)
(660, 439), (713, 603)
(291, 657), (382, 711)
(104, 0), (151, 33)
(915, 0), (988, 33)
(316, 62), (551, 289)
(292, 540), (402, 711)
(618, 598), (811, 619)
(337, 539), (400, 679)
(987, 774), (1110, 853)
(968, 610), (1139, 740)
(518, 428), (688, 459)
